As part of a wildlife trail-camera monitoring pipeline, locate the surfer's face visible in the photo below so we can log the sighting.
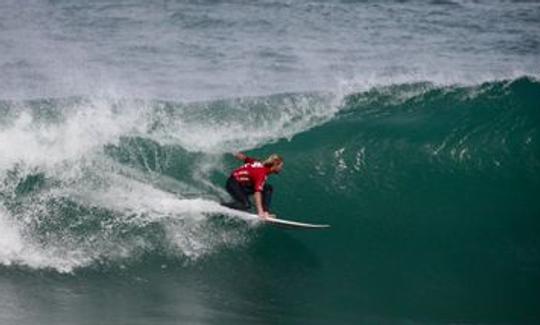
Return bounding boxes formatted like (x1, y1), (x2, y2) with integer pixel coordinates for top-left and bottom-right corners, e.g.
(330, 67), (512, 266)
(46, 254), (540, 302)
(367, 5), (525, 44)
(272, 161), (284, 174)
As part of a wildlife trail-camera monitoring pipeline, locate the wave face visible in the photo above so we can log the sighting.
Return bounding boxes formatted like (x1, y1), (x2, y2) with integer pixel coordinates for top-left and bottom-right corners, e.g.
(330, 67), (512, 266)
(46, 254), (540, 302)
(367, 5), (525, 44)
(257, 77), (540, 323)
(1, 77), (539, 323)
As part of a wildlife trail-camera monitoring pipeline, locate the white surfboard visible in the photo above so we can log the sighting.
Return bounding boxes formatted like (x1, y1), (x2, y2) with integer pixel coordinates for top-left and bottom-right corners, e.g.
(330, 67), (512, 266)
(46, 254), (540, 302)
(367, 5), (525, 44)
(216, 201), (330, 229)
(263, 216), (330, 229)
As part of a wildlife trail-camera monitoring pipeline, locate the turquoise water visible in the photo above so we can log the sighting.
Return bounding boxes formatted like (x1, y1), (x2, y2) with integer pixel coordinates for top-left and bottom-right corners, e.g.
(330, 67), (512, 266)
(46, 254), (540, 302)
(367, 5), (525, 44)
(1, 78), (539, 324)
(1, 1), (540, 324)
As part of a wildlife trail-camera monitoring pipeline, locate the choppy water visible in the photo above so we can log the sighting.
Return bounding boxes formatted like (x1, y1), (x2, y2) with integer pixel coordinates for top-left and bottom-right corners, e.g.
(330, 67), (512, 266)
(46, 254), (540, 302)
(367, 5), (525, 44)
(1, 1), (539, 324)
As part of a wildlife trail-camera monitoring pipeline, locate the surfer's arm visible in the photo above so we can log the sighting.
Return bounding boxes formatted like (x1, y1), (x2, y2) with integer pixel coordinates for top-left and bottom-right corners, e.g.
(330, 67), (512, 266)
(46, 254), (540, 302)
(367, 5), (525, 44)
(234, 152), (256, 164)
(254, 192), (269, 219)
(234, 152), (247, 161)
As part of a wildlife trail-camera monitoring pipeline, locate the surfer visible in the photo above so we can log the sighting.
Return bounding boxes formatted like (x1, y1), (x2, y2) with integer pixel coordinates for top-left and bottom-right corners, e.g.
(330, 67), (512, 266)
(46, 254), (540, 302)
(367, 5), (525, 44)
(222, 152), (283, 219)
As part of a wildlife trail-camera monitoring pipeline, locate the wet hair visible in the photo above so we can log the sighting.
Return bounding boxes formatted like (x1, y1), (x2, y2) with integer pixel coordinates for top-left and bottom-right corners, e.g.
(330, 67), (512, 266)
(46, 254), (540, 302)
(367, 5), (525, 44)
(262, 154), (283, 167)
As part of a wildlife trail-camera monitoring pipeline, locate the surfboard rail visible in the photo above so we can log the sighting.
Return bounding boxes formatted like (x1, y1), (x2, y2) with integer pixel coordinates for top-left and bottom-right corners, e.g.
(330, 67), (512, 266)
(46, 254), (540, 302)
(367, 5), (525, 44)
(263, 216), (331, 229)
(216, 201), (330, 229)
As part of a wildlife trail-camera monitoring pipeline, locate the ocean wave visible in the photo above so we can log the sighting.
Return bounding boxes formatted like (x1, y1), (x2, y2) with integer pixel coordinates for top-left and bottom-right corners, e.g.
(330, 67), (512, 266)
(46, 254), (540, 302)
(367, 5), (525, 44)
(1, 76), (538, 273)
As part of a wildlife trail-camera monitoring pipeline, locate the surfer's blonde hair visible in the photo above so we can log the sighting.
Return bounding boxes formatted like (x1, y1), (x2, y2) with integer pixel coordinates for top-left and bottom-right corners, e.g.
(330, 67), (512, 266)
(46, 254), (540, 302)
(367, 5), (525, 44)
(262, 154), (283, 167)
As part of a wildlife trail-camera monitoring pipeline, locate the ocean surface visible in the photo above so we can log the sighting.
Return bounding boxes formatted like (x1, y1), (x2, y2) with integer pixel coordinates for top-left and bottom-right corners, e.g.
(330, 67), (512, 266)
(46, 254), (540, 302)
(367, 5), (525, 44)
(1, 0), (540, 324)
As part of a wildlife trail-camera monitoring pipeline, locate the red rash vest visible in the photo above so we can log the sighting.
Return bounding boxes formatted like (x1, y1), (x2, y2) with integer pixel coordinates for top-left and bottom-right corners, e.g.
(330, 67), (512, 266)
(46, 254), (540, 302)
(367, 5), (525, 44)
(231, 157), (271, 192)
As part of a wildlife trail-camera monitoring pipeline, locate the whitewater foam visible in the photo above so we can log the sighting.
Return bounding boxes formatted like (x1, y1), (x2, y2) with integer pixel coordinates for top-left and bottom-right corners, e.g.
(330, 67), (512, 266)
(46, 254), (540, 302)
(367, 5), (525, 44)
(0, 98), (145, 169)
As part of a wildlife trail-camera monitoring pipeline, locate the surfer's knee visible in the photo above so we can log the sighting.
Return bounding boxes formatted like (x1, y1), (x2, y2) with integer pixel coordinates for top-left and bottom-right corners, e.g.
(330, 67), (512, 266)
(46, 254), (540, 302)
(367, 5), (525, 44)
(240, 202), (251, 211)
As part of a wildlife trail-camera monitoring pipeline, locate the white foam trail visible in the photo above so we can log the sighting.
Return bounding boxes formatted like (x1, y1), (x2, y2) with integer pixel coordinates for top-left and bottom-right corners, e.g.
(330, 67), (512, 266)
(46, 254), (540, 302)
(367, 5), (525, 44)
(0, 203), (96, 273)
(25, 166), (259, 272)
(81, 180), (256, 262)
(0, 176), (258, 273)
(76, 170), (260, 228)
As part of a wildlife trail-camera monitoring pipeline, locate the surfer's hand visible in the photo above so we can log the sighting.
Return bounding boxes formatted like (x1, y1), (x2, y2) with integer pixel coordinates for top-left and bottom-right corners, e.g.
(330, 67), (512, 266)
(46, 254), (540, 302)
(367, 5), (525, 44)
(259, 211), (270, 219)
(234, 152), (247, 161)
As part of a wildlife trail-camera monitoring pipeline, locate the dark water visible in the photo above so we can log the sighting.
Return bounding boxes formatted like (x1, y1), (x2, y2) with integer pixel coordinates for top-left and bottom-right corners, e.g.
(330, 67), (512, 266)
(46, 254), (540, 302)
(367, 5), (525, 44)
(1, 1), (540, 324)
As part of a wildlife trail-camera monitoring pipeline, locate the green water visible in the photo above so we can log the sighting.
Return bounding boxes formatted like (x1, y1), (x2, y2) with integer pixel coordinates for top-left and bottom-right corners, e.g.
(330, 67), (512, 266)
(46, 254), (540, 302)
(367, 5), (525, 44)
(1, 78), (539, 324)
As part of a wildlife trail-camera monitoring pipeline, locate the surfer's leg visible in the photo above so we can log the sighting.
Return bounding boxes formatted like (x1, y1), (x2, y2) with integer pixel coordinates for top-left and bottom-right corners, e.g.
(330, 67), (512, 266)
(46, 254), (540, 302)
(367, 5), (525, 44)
(262, 184), (273, 211)
(224, 177), (251, 210)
